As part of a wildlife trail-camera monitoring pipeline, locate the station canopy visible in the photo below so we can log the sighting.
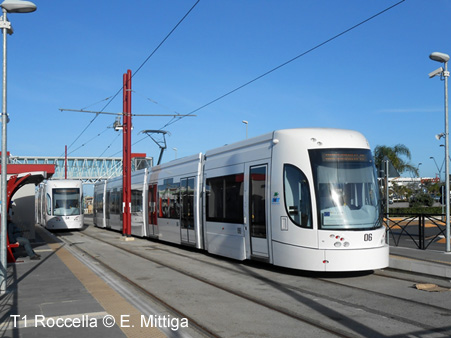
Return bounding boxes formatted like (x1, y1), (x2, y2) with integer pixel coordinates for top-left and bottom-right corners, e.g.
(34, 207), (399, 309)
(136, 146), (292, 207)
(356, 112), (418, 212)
(0, 164), (55, 212)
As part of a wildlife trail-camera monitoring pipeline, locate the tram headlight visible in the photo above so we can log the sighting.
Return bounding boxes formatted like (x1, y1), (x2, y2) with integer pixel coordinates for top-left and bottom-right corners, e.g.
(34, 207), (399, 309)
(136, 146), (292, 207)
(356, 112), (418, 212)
(334, 242), (342, 247)
(343, 242), (350, 247)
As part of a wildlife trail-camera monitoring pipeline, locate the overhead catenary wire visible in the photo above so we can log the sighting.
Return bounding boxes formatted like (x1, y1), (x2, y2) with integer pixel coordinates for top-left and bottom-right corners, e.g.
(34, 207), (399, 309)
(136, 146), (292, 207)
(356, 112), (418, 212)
(65, 0), (201, 154)
(67, 127), (111, 156)
(159, 0), (406, 130)
(81, 97), (112, 111)
(62, 97), (112, 156)
(132, 90), (182, 116)
(98, 132), (122, 158)
(111, 0), (406, 159)
(74, 0), (405, 159)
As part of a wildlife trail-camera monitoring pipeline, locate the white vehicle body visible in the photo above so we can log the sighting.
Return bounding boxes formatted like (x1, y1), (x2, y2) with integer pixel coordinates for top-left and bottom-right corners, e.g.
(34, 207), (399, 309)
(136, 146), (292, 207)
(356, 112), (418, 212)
(97, 169), (149, 237)
(36, 180), (84, 230)
(94, 128), (388, 272)
(93, 180), (106, 228)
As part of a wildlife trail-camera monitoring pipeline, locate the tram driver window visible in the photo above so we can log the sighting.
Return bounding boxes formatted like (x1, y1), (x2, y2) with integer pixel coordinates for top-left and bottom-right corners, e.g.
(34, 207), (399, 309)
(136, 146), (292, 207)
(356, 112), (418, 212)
(283, 164), (312, 228)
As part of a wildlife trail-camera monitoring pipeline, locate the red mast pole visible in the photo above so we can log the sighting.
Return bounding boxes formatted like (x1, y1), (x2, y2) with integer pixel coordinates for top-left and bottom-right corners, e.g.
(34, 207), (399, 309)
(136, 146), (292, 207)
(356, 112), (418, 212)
(122, 70), (132, 237)
(122, 73), (128, 236)
(126, 69), (132, 236)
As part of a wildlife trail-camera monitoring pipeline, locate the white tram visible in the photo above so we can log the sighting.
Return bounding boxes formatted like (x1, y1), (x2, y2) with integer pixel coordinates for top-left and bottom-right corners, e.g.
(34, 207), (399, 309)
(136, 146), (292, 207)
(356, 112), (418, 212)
(94, 128), (389, 272)
(36, 180), (84, 230)
(94, 170), (149, 236)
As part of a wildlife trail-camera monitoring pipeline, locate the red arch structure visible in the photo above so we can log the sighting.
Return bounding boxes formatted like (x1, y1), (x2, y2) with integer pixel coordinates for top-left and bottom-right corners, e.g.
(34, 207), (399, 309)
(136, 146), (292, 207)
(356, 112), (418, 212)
(1, 164), (55, 263)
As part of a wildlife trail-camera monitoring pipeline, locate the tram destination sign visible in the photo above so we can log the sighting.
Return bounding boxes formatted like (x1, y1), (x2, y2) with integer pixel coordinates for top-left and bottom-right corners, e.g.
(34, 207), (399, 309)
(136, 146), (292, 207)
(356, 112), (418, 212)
(322, 152), (368, 163)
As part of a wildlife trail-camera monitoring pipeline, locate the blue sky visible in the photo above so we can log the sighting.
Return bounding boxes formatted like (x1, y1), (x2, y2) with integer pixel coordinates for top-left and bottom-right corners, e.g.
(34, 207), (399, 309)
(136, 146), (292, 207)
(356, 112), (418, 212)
(3, 0), (451, 178)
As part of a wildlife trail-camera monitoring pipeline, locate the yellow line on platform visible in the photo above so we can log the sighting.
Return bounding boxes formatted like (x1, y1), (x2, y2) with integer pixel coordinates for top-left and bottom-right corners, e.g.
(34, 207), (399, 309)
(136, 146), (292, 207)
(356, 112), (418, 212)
(45, 241), (166, 338)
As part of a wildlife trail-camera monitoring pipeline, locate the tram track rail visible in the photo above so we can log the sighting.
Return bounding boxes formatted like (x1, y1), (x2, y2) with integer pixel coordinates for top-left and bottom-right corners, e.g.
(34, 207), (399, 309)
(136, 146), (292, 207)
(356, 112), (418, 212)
(59, 234), (220, 338)
(58, 231), (355, 337)
(56, 228), (451, 337)
(142, 241), (451, 319)
(374, 266), (451, 287)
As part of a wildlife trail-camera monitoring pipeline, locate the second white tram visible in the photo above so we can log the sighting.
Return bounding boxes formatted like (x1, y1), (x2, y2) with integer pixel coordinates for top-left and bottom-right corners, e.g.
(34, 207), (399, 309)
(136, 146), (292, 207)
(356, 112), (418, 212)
(36, 180), (84, 230)
(94, 128), (388, 272)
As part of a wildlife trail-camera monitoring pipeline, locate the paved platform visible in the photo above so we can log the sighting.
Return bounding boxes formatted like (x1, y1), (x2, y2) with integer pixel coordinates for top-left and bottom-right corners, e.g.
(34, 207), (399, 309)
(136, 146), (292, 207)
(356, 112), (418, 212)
(0, 226), (166, 338)
(1, 224), (450, 337)
(389, 245), (451, 279)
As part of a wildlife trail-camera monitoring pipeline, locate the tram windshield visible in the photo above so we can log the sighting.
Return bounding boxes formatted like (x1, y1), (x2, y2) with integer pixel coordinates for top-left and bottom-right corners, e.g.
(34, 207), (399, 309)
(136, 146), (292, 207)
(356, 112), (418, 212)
(53, 188), (81, 216)
(309, 149), (381, 230)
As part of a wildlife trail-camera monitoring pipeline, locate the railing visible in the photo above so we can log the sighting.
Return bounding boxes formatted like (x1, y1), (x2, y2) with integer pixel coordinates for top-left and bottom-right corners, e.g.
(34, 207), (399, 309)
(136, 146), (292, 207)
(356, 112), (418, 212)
(8, 155), (153, 182)
(384, 214), (447, 250)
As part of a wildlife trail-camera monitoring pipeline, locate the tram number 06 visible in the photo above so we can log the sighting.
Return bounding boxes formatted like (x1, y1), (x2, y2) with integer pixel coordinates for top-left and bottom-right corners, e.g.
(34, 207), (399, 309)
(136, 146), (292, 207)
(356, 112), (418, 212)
(364, 233), (373, 242)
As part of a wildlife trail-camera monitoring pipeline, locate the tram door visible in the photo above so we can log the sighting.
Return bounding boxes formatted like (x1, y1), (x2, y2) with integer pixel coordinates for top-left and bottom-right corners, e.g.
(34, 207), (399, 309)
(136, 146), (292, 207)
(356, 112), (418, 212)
(180, 177), (196, 245)
(249, 165), (269, 258)
(148, 184), (158, 237)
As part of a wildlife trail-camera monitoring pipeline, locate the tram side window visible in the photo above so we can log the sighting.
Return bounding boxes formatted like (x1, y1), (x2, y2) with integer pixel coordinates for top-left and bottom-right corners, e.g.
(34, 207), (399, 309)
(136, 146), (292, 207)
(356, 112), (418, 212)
(118, 189), (123, 214)
(206, 174), (244, 223)
(46, 193), (51, 215)
(158, 184), (167, 218)
(158, 180), (180, 219)
(95, 192), (103, 213)
(109, 189), (122, 215)
(105, 192), (110, 217)
(181, 178), (195, 230)
(283, 164), (312, 228)
(109, 189), (115, 214)
(131, 190), (142, 213)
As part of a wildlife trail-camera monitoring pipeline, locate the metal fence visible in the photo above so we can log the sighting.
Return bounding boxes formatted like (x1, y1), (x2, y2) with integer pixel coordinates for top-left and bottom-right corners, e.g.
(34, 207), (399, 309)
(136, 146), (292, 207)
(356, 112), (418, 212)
(8, 155), (153, 182)
(384, 214), (447, 250)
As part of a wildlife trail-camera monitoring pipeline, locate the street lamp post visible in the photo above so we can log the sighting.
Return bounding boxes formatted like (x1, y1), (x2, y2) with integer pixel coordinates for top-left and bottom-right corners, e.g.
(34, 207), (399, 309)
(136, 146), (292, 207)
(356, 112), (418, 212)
(432, 156), (445, 217)
(173, 147), (177, 159)
(242, 120), (248, 139)
(430, 51), (450, 253)
(0, 0), (37, 294)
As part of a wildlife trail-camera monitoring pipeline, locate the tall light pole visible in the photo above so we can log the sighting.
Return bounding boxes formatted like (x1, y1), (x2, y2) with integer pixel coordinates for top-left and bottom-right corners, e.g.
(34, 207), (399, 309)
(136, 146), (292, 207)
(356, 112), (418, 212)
(173, 147), (177, 159)
(0, 0), (37, 294)
(242, 120), (248, 139)
(430, 51), (450, 252)
(431, 155), (445, 217)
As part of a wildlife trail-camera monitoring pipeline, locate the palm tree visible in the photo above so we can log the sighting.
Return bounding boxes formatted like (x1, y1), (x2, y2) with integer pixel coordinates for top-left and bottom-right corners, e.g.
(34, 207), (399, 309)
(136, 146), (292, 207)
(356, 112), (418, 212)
(374, 144), (418, 177)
